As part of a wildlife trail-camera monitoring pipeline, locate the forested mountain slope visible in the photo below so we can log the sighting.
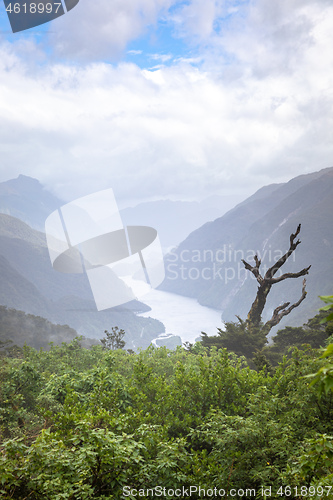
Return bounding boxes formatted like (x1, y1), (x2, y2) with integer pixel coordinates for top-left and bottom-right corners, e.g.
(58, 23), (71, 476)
(161, 167), (333, 327)
(0, 214), (164, 349)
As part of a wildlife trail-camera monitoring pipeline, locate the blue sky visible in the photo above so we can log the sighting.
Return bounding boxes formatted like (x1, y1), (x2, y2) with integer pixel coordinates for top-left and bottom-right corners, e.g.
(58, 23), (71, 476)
(0, 0), (332, 206)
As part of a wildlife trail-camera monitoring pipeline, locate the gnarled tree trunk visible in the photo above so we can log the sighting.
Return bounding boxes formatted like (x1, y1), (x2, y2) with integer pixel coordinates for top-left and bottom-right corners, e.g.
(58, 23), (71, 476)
(242, 224), (311, 335)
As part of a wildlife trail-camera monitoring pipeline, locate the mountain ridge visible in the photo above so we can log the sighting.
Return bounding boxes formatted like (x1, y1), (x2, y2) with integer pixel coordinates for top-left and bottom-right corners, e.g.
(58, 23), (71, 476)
(160, 166), (333, 330)
(0, 213), (164, 349)
(0, 174), (63, 231)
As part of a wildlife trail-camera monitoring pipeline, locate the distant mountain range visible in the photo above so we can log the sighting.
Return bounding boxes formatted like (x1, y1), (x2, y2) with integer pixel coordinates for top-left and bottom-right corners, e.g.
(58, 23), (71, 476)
(160, 167), (333, 330)
(0, 174), (242, 251)
(0, 174), (62, 231)
(0, 209), (164, 349)
(0, 174), (241, 348)
(1, 169), (332, 347)
(120, 194), (244, 251)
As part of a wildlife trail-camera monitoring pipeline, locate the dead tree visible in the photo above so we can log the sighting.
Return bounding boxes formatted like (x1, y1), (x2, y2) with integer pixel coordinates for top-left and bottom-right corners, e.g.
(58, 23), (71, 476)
(242, 224), (311, 335)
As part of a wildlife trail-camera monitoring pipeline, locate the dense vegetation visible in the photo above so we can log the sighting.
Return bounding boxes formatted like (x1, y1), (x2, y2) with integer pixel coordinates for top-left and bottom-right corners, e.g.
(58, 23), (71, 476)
(0, 304), (163, 352)
(0, 304), (333, 499)
(201, 310), (333, 369)
(0, 305), (82, 351)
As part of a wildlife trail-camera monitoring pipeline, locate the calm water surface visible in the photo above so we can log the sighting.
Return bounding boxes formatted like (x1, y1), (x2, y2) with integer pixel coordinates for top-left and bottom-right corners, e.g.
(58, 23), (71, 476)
(135, 285), (224, 344)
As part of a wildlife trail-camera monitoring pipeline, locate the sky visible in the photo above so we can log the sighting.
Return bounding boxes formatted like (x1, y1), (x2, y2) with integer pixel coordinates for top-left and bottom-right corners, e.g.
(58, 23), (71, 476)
(0, 0), (333, 207)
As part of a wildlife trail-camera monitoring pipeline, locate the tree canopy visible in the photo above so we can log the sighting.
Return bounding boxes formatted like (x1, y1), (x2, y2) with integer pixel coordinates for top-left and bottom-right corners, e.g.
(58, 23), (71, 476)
(0, 316), (332, 499)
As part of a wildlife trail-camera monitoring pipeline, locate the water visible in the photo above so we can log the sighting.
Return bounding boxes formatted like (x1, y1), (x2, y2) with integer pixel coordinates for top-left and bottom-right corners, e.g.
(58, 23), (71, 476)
(133, 284), (224, 344)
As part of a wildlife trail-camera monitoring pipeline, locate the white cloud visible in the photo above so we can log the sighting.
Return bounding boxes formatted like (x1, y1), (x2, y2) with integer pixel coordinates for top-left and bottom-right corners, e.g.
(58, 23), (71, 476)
(172, 0), (222, 40)
(127, 50), (143, 55)
(203, 0), (333, 77)
(149, 53), (173, 62)
(0, 0), (332, 206)
(47, 0), (176, 61)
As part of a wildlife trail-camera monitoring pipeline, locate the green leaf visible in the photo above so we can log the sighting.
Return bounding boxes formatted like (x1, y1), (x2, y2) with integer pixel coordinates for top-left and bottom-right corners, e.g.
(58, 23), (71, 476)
(321, 344), (333, 359)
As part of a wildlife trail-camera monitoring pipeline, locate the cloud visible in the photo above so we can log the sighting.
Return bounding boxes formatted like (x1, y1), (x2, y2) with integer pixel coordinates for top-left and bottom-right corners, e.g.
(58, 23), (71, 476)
(127, 50), (143, 55)
(172, 0), (223, 40)
(0, 0), (332, 206)
(149, 53), (173, 62)
(201, 0), (333, 76)
(47, 0), (177, 61)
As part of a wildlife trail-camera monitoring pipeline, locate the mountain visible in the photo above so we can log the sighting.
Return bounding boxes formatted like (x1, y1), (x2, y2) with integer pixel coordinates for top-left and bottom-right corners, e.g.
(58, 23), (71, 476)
(0, 175), (63, 231)
(0, 175), (243, 252)
(0, 213), (96, 303)
(160, 167), (333, 329)
(0, 253), (50, 317)
(0, 174), (244, 348)
(120, 194), (244, 252)
(0, 305), (96, 350)
(0, 213), (164, 349)
(0, 175), (166, 348)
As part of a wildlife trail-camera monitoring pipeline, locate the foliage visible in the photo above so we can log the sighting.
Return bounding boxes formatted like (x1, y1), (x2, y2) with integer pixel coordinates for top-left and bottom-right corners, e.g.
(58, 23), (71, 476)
(281, 433), (333, 498)
(306, 344), (333, 396)
(0, 317), (332, 499)
(319, 295), (333, 323)
(201, 317), (267, 359)
(100, 326), (126, 351)
(262, 310), (333, 366)
(201, 306), (333, 367)
(304, 296), (333, 396)
(0, 305), (80, 350)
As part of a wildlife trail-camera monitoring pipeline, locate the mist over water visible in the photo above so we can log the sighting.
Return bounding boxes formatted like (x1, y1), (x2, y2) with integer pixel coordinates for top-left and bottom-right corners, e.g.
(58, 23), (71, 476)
(131, 281), (224, 344)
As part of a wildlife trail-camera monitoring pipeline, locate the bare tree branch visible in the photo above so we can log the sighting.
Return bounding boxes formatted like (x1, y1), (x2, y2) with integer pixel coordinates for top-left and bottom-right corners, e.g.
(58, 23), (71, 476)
(264, 223), (302, 280)
(242, 224), (310, 334)
(241, 255), (264, 284)
(264, 278), (308, 330)
(268, 265), (311, 284)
